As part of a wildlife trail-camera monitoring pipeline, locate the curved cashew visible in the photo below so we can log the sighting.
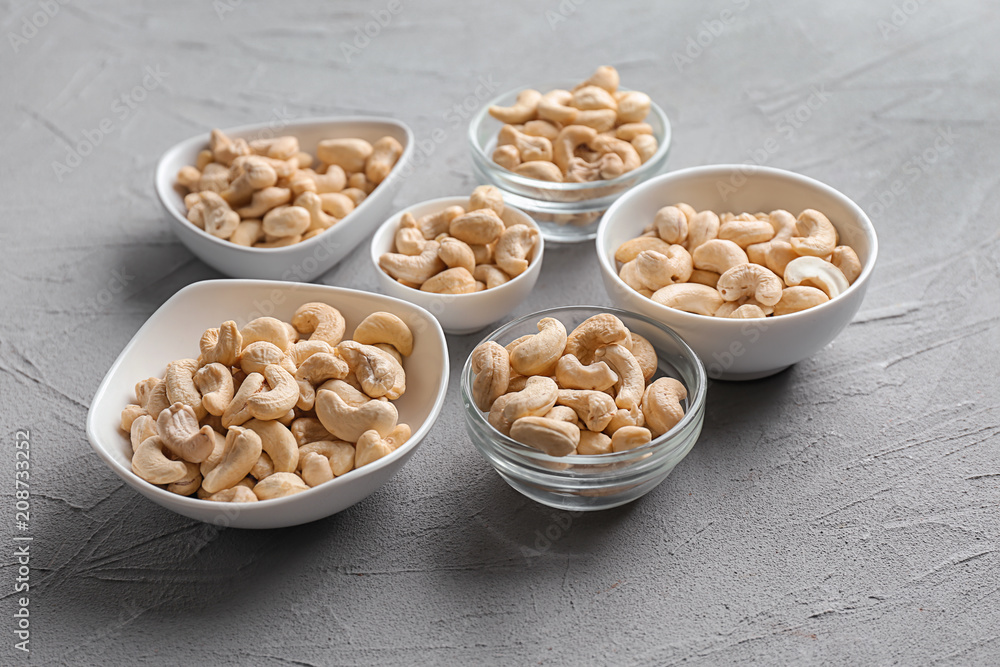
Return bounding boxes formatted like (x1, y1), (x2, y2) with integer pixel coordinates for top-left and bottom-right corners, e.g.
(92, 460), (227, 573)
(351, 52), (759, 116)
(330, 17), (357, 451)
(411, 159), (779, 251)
(607, 405), (645, 434)
(555, 354), (618, 391)
(487, 393), (515, 436)
(249, 135), (298, 160)
(577, 65), (619, 93)
(393, 212), (426, 255)
(300, 439), (356, 476)
(632, 247), (694, 291)
(202, 426), (263, 494)
(291, 302), (346, 348)
(193, 363), (235, 417)
(291, 417), (334, 447)
(764, 240), (798, 277)
(489, 89), (541, 124)
(471, 341), (510, 412)
(221, 371), (264, 428)
(198, 430), (227, 477)
(502, 375), (559, 425)
(688, 269), (721, 288)
(687, 210), (721, 251)
(242, 418), (299, 473)
(130, 414), (158, 453)
(357, 429), (400, 468)
(654, 206), (689, 245)
(166, 461), (203, 496)
(449, 209), (505, 245)
(538, 89), (578, 124)
(717, 263), (783, 306)
(469, 185), (505, 216)
(246, 364), (299, 421)
(317, 378), (381, 408)
(510, 417), (580, 457)
(632, 134), (659, 164)
(474, 264), (511, 289)
(437, 237), (476, 275)
(365, 135), (403, 184)
(791, 209), (838, 257)
(510, 318), (567, 376)
(294, 191), (338, 231)
(574, 109), (618, 133)
(239, 341), (286, 375)
(616, 91), (652, 124)
(629, 333), (658, 382)
(564, 314), (631, 365)
(253, 472), (310, 500)
(250, 451), (274, 481)
(831, 245), (862, 284)
(165, 359), (205, 419)
(514, 161), (563, 181)
(692, 239), (749, 275)
(616, 122), (652, 142)
(545, 405), (581, 426)
(715, 299), (772, 318)
(199, 321), (242, 368)
(295, 353), (350, 410)
(611, 426), (652, 452)
(315, 389), (398, 442)
(615, 236), (673, 263)
(773, 285), (830, 316)
(380, 241), (446, 284)
(261, 205), (310, 238)
(572, 85), (617, 111)
(651, 283), (724, 316)
(784, 256), (850, 298)
(766, 209), (797, 243)
(590, 135), (641, 173)
(642, 378), (687, 437)
(318, 192), (355, 218)
(421, 267), (477, 294)
(209, 486), (258, 503)
(241, 317), (293, 353)
(593, 344), (644, 411)
(494, 144), (522, 171)
(196, 192), (241, 239)
(157, 403), (215, 463)
(287, 340), (332, 368)
(497, 124), (553, 163)
(300, 451), (334, 487)
(729, 304), (767, 318)
(522, 119), (561, 141)
(556, 389), (617, 432)
(132, 436), (189, 485)
(352, 312), (413, 357)
(553, 125), (597, 173)
(719, 216), (776, 248)
(221, 155), (276, 205)
(316, 138), (373, 173)
(578, 431), (613, 455)
(144, 379), (170, 420)
(120, 404), (146, 433)
(494, 224), (538, 277)
(418, 206), (465, 240)
(236, 186), (290, 219)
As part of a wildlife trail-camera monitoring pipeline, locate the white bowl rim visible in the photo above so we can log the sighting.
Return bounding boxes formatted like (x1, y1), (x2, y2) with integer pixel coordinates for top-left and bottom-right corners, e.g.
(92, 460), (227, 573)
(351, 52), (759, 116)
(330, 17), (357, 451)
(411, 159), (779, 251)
(369, 195), (545, 300)
(85, 279), (450, 511)
(468, 82), (672, 192)
(596, 164), (880, 325)
(154, 115), (415, 255)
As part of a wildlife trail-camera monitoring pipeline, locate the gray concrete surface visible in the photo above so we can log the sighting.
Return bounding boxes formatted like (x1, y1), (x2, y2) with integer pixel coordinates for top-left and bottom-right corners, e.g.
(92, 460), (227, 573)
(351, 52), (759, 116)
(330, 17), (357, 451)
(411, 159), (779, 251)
(2, 0), (999, 664)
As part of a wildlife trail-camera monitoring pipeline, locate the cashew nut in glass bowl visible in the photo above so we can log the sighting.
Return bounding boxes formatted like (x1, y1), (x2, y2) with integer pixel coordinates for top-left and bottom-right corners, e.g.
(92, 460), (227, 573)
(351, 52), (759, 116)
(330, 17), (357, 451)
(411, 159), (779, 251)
(119, 303), (415, 502)
(487, 66), (658, 184)
(613, 204), (863, 318)
(175, 129), (403, 247)
(377, 185), (539, 294)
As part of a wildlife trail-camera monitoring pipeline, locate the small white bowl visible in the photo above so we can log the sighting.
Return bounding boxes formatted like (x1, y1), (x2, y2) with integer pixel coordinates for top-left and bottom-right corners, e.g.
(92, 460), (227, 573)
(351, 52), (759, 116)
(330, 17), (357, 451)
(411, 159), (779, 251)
(370, 196), (544, 335)
(596, 165), (878, 380)
(86, 280), (449, 529)
(155, 117), (414, 282)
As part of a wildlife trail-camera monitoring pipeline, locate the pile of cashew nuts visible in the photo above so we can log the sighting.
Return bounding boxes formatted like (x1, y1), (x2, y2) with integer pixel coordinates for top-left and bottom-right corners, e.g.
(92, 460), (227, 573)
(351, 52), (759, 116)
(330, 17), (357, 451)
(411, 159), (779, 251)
(615, 205), (863, 317)
(488, 66), (658, 183)
(471, 314), (686, 457)
(119, 303), (414, 502)
(175, 129), (403, 247)
(378, 185), (539, 293)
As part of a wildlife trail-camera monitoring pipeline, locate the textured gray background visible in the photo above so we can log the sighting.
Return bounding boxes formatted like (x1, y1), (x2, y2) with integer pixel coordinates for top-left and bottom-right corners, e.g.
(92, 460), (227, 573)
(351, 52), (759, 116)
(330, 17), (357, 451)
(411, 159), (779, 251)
(1, 0), (999, 664)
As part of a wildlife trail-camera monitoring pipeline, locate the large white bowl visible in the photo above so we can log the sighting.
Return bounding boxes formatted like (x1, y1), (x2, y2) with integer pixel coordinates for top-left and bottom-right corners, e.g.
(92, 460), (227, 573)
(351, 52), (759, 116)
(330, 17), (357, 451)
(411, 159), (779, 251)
(370, 196), (544, 335)
(596, 165), (878, 380)
(155, 117), (414, 282)
(86, 280), (449, 529)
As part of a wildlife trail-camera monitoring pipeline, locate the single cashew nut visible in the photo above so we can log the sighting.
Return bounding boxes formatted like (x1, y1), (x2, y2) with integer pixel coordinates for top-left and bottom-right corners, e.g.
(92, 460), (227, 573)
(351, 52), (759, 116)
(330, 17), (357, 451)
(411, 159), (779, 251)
(317, 138), (373, 173)
(166, 461), (203, 496)
(469, 185), (505, 216)
(784, 256), (850, 298)
(449, 209), (505, 245)
(300, 451), (334, 487)
(300, 439), (356, 476)
(236, 186), (291, 219)
(144, 379), (170, 420)
(354, 430), (396, 468)
(353, 312), (413, 357)
(555, 355), (618, 391)
(688, 269), (721, 288)
(565, 314), (631, 365)
(132, 436), (189, 485)
(221, 371), (264, 428)
(510, 417), (580, 457)
(315, 389), (398, 442)
(291, 417), (334, 447)
(418, 206), (465, 240)
(292, 302), (346, 347)
(209, 486), (258, 503)
(246, 364), (299, 421)
(578, 431), (613, 455)
(471, 341), (510, 412)
(438, 237), (476, 275)
(538, 89), (578, 125)
(253, 472), (310, 500)
(294, 191), (338, 231)
(197, 191), (241, 239)
(498, 124), (553, 163)
(157, 403), (216, 463)
(553, 125), (597, 173)
(394, 212), (427, 255)
(239, 341), (286, 375)
(651, 283), (724, 316)
(420, 267), (477, 294)
(642, 378), (687, 437)
(764, 240), (798, 277)
(192, 363), (235, 417)
(199, 321), (242, 367)
(489, 89), (542, 124)
(654, 206), (689, 245)
(242, 418), (299, 473)
(494, 224), (538, 277)
(791, 209), (838, 257)
(130, 414), (158, 453)
(510, 318), (567, 376)
(632, 247), (694, 291)
(165, 359), (206, 419)
(615, 236), (673, 264)
(494, 144), (522, 171)
(687, 210), (721, 251)
(692, 239), (749, 275)
(629, 333), (658, 382)
(262, 205), (310, 238)
(513, 161), (564, 182)
(380, 241), (446, 284)
(593, 344), (644, 411)
(241, 317), (294, 353)
(616, 91), (652, 124)
(294, 352), (350, 410)
(772, 285), (830, 316)
(556, 389), (617, 432)
(717, 263), (784, 306)
(502, 376), (559, 425)
(719, 216), (776, 248)
(201, 426), (263, 494)
(729, 304), (768, 318)
(830, 245), (862, 284)
(473, 264), (512, 289)
(611, 426), (652, 452)
(365, 136), (403, 184)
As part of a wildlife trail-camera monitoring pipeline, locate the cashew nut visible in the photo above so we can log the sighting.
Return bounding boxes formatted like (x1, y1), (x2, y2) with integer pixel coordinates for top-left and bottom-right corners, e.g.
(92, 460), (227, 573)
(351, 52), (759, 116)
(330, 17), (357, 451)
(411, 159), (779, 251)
(199, 321), (242, 367)
(509, 416), (580, 457)
(555, 355), (618, 392)
(130, 414), (158, 453)
(502, 375), (559, 424)
(132, 436), (190, 485)
(719, 215), (776, 248)
(209, 486), (258, 503)
(654, 206), (689, 245)
(509, 318), (567, 376)
(165, 359), (206, 419)
(201, 426), (263, 494)
(556, 389), (617, 432)
(352, 312), (413, 357)
(354, 429), (397, 468)
(629, 333), (658, 382)
(471, 341), (510, 412)
(241, 317), (294, 353)
(642, 378), (687, 437)
(292, 302), (346, 347)
(239, 341), (286, 375)
(687, 210), (721, 251)
(253, 472), (310, 500)
(577, 431), (613, 455)
(692, 239), (749, 275)
(631, 247), (694, 291)
(614, 236), (673, 264)
(772, 285), (830, 316)
(716, 263), (783, 306)
(489, 89), (542, 124)
(494, 224), (538, 277)
(791, 209), (838, 257)
(291, 417), (335, 447)
(593, 344), (644, 411)
(553, 125), (597, 173)
(242, 418), (299, 474)
(538, 89), (578, 124)
(300, 451), (334, 487)
(221, 371), (264, 428)
(831, 245), (862, 284)
(565, 314), (631, 365)
(294, 352), (350, 410)
(166, 461), (203, 496)
(365, 136), (403, 185)
(610, 426), (652, 452)
(784, 256), (850, 298)
(418, 206), (465, 240)
(651, 283), (724, 316)
(469, 185), (505, 216)
(157, 403), (215, 463)
(473, 264), (511, 289)
(236, 186), (291, 219)
(317, 138), (373, 173)
(246, 364), (300, 421)
(380, 241), (446, 284)
(300, 440), (356, 477)
(513, 161), (563, 181)
(315, 389), (398, 442)
(438, 237), (476, 275)
(449, 209), (505, 245)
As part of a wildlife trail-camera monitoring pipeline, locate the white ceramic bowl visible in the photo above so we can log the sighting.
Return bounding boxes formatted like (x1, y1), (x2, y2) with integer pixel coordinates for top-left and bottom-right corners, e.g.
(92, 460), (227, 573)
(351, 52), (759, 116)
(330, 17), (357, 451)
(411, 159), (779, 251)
(86, 280), (449, 529)
(155, 117), (414, 282)
(596, 165), (878, 380)
(370, 196), (544, 335)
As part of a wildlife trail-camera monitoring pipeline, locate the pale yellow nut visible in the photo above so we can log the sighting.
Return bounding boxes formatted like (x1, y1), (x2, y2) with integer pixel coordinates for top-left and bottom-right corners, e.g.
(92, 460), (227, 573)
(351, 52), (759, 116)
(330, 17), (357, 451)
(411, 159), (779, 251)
(494, 224), (538, 277)
(502, 376), (559, 424)
(489, 89), (542, 124)
(772, 285), (830, 316)
(201, 426), (263, 494)
(420, 267), (477, 294)
(632, 134), (659, 164)
(299, 439), (356, 476)
(469, 185), (505, 216)
(165, 461), (202, 496)
(687, 210), (721, 250)
(784, 256), (850, 299)
(642, 378), (686, 437)
(241, 316), (294, 353)
(651, 283), (724, 316)
(236, 186), (291, 219)
(317, 138), (373, 173)
(498, 124), (553, 163)
(449, 209), (505, 245)
(593, 344), (644, 411)
(245, 364), (299, 421)
(352, 312), (413, 356)
(199, 321), (242, 367)
(616, 122), (653, 142)
(556, 389), (617, 432)
(292, 302), (346, 347)
(315, 389), (398, 443)
(611, 425), (652, 452)
(253, 472), (310, 500)
(692, 239), (749, 275)
(221, 371), (264, 429)
(438, 237), (476, 275)
(300, 451), (334, 487)
(291, 417), (334, 447)
(510, 318), (567, 376)
(493, 144), (521, 171)
(719, 217), (776, 249)
(365, 135), (403, 185)
(653, 206), (689, 245)
(221, 156), (276, 206)
(574, 109), (618, 133)
(538, 89), (578, 125)
(831, 245), (862, 284)
(130, 414), (158, 453)
(294, 191), (338, 231)
(239, 341), (285, 375)
(208, 486), (258, 503)
(262, 205), (310, 238)
(553, 124), (597, 173)
(764, 240), (798, 277)
(717, 263), (783, 306)
(615, 236), (673, 264)
(242, 418), (299, 474)
(555, 354), (618, 392)
(521, 119), (560, 141)
(131, 436), (189, 485)
(565, 314), (631, 365)
(629, 333), (658, 382)
(509, 416), (580, 457)
(157, 402), (215, 463)
(417, 206), (464, 240)
(470, 341), (510, 412)
(577, 431), (613, 455)
(473, 264), (511, 290)
(514, 161), (563, 182)
(688, 269), (720, 288)
(230, 219), (264, 247)
(791, 209), (838, 257)
(729, 304), (768, 318)
(380, 242), (446, 284)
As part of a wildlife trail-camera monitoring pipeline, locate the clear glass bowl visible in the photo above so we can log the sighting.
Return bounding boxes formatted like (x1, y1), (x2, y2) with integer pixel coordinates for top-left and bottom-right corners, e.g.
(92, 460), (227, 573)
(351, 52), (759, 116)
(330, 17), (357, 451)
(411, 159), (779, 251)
(468, 84), (673, 244)
(460, 306), (706, 511)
